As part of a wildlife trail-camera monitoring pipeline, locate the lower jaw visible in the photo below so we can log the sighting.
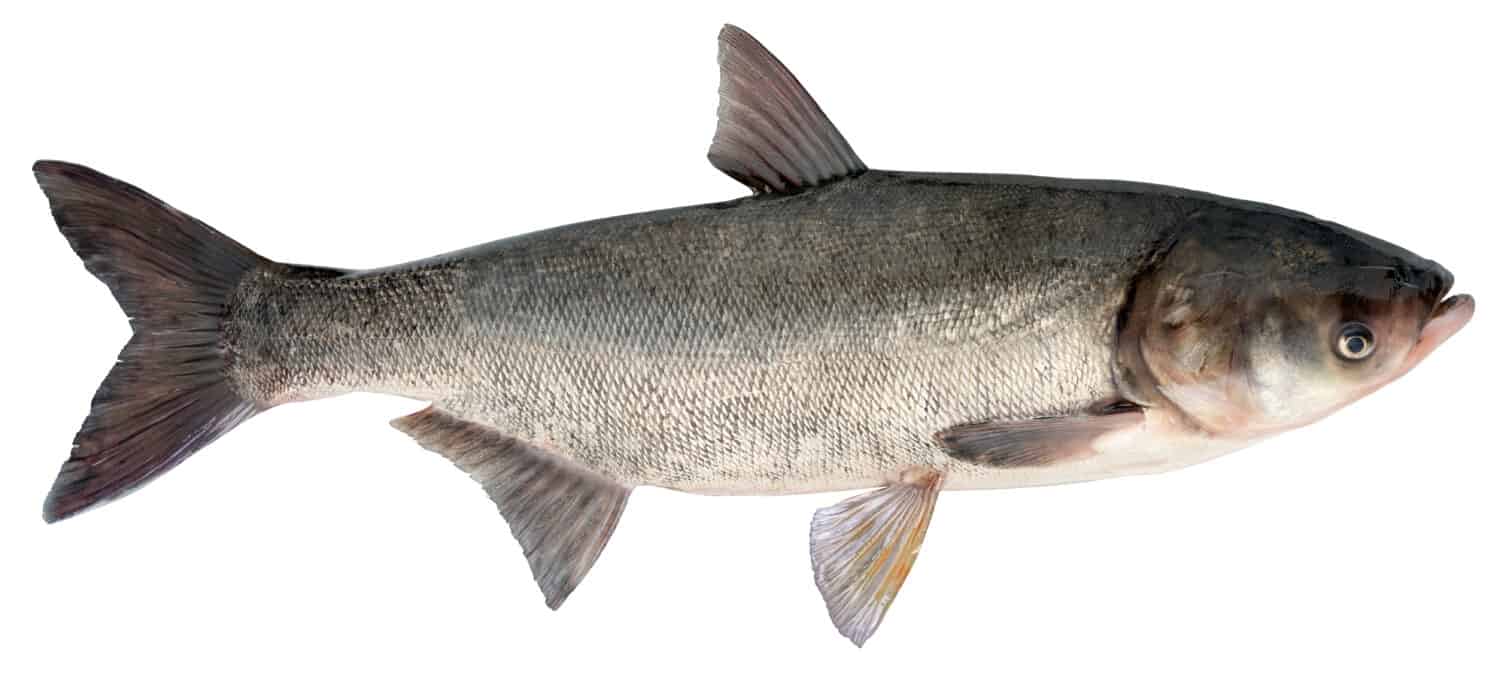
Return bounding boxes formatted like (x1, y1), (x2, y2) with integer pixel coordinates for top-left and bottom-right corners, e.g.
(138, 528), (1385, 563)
(1400, 293), (1474, 375)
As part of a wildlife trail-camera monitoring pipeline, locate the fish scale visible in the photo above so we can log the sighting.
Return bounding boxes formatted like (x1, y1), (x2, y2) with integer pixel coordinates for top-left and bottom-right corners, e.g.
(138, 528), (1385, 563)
(228, 175), (1165, 492)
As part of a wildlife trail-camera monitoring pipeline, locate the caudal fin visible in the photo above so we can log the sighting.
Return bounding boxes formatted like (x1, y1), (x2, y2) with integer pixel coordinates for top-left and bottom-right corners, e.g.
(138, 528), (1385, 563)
(34, 161), (267, 522)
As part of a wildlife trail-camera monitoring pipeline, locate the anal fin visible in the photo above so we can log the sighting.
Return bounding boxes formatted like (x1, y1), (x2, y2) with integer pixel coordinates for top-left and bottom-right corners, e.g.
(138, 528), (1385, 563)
(810, 468), (943, 646)
(392, 407), (629, 609)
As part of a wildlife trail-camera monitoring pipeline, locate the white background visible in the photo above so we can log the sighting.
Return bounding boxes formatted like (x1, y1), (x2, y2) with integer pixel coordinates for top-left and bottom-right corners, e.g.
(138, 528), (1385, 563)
(1, 2), (1496, 692)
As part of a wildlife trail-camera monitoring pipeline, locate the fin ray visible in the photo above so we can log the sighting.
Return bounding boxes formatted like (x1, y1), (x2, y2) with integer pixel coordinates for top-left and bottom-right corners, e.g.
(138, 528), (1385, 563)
(810, 469), (942, 646)
(710, 25), (866, 194)
(33, 161), (270, 522)
(936, 403), (1145, 467)
(392, 407), (629, 609)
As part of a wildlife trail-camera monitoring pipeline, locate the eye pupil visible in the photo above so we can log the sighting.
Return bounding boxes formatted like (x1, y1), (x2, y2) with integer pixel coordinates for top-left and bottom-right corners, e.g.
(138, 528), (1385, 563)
(1336, 322), (1376, 360)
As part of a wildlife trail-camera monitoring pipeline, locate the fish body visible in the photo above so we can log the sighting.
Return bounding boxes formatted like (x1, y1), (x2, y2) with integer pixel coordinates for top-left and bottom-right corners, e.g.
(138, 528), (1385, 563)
(233, 171), (1204, 493)
(35, 25), (1473, 645)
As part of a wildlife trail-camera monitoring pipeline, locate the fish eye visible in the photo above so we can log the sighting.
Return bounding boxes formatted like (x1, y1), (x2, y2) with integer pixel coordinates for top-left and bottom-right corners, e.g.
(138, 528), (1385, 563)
(1336, 322), (1376, 360)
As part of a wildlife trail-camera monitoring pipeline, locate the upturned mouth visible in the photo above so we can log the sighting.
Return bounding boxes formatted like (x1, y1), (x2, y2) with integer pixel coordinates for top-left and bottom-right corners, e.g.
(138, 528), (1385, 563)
(1400, 292), (1475, 374)
(1435, 292), (1475, 320)
(1430, 292), (1475, 333)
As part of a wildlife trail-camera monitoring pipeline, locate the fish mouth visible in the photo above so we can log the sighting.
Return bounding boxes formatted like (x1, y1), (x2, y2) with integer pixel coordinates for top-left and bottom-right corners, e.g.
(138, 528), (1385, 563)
(1428, 292), (1475, 338)
(1399, 292), (1474, 375)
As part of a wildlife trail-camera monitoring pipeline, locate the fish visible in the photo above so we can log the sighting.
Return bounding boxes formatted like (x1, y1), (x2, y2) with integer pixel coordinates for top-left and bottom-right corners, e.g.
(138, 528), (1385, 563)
(33, 24), (1473, 646)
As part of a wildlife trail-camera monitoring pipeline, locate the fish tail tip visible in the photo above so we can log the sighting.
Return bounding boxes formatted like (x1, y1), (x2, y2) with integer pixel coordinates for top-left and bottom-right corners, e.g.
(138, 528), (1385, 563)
(42, 490), (78, 524)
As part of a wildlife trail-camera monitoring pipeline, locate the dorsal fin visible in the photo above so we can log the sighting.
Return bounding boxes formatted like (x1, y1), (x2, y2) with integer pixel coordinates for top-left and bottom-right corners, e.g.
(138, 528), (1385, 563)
(709, 24), (866, 194)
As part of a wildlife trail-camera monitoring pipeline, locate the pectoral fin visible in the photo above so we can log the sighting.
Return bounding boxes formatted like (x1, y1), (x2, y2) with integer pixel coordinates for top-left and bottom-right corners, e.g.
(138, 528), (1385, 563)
(936, 402), (1145, 467)
(392, 407), (629, 609)
(810, 469), (943, 646)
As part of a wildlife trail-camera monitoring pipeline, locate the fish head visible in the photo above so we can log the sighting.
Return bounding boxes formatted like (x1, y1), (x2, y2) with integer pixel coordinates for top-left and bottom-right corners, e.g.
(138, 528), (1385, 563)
(1116, 205), (1473, 438)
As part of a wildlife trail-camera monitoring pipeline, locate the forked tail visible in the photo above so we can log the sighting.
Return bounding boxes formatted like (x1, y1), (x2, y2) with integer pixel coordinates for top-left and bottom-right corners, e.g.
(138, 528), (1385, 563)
(34, 161), (268, 522)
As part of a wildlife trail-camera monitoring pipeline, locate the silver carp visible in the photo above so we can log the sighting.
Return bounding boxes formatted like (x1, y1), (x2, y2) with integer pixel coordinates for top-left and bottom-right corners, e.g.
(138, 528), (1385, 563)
(34, 25), (1473, 645)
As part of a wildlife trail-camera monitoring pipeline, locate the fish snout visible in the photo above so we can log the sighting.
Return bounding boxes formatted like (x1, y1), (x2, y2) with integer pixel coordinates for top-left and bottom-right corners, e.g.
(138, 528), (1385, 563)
(1417, 261), (1456, 306)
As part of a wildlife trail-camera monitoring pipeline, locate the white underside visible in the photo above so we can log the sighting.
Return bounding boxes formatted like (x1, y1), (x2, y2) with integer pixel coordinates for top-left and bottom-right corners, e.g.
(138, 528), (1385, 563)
(938, 412), (1257, 491)
(677, 409), (1258, 495)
